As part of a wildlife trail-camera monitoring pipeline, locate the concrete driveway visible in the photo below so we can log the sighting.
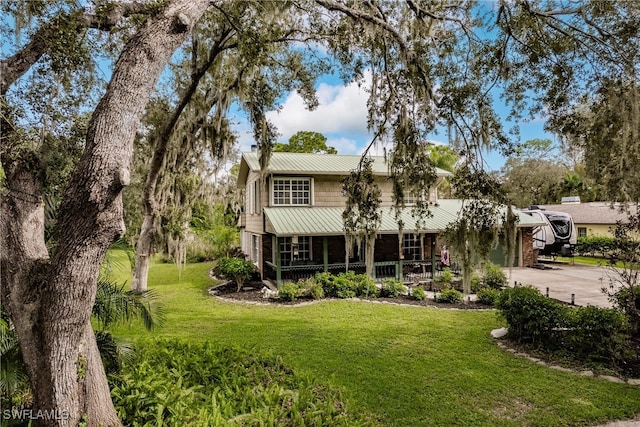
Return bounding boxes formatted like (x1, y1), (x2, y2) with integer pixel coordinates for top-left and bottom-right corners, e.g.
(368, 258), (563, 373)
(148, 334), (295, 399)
(504, 263), (621, 308)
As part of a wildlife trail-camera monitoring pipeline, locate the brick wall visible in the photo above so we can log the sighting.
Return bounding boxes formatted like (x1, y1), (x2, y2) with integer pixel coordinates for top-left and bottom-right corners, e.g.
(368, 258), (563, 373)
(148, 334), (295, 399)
(521, 228), (536, 267)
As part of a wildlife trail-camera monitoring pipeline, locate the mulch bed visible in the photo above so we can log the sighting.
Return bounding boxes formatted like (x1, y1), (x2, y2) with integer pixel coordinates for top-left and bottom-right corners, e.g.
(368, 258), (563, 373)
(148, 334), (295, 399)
(209, 281), (491, 309)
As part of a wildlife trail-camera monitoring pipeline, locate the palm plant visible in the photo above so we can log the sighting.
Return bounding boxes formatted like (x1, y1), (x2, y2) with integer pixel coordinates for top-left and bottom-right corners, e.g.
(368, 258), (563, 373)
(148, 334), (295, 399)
(0, 313), (32, 411)
(1, 243), (164, 407)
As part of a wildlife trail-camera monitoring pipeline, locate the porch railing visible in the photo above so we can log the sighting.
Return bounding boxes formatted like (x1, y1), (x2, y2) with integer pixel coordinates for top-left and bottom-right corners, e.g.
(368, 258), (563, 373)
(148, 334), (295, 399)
(265, 259), (458, 284)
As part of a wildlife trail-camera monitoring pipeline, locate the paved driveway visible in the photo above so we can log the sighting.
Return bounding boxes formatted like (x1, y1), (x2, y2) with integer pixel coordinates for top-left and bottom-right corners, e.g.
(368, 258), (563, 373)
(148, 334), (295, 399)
(504, 264), (620, 308)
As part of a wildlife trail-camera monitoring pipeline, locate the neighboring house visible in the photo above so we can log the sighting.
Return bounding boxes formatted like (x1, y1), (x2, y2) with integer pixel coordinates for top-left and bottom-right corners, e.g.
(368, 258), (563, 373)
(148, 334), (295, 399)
(237, 151), (541, 285)
(539, 202), (636, 238)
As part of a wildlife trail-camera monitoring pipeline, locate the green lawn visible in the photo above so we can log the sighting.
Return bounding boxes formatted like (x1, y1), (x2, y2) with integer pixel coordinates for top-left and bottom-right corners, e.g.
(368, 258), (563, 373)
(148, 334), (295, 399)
(111, 255), (640, 426)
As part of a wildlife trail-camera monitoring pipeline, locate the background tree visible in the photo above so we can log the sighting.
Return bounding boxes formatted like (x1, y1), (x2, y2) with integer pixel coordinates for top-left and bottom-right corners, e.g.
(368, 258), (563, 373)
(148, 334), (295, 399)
(129, 4), (332, 292)
(273, 131), (337, 154)
(499, 139), (567, 207)
(552, 79), (640, 204)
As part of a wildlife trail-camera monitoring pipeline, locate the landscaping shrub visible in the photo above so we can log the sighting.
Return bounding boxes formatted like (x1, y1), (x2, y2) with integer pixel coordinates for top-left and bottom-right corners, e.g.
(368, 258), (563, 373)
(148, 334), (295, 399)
(483, 262), (507, 289)
(110, 340), (370, 426)
(279, 282), (302, 301)
(470, 273), (483, 293)
(495, 285), (569, 348)
(213, 256), (256, 292)
(298, 277), (324, 299)
(380, 279), (406, 298)
(315, 272), (376, 298)
(476, 287), (501, 306)
(411, 286), (427, 301)
(435, 267), (454, 285)
(565, 306), (631, 365)
(332, 274), (357, 298)
(436, 288), (463, 304)
(576, 235), (615, 257)
(348, 272), (378, 298)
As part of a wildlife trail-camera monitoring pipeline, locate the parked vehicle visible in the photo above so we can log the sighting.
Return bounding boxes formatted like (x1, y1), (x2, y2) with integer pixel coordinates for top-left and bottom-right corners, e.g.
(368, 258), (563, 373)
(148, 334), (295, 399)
(522, 207), (577, 256)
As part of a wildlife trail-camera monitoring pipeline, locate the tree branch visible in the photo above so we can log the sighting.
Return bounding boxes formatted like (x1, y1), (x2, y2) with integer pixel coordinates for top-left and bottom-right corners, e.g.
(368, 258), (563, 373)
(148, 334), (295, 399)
(1, 2), (150, 96)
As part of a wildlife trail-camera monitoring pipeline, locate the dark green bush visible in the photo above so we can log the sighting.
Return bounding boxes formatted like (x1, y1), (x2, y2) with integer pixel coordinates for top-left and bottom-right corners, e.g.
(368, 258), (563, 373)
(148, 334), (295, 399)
(298, 278), (324, 299)
(213, 256), (256, 292)
(110, 340), (371, 426)
(476, 287), (501, 306)
(483, 262), (507, 289)
(349, 272), (378, 298)
(315, 272), (376, 298)
(435, 268), (454, 285)
(495, 285), (569, 348)
(565, 306), (631, 364)
(380, 279), (406, 298)
(576, 236), (615, 257)
(279, 282), (302, 301)
(470, 273), (483, 293)
(411, 286), (427, 301)
(436, 288), (463, 304)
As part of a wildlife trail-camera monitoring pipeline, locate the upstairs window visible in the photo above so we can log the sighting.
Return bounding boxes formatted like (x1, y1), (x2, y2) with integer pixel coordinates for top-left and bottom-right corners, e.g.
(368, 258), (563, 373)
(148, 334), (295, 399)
(272, 177), (311, 206)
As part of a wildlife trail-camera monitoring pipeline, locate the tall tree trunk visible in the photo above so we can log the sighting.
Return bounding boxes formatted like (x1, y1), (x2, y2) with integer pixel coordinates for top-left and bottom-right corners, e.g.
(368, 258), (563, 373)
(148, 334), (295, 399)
(130, 37), (234, 292)
(131, 213), (155, 292)
(1, 1), (210, 425)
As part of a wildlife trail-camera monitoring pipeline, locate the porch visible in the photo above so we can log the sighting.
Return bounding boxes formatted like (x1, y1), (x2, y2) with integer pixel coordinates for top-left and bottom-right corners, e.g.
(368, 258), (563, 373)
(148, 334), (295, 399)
(264, 257), (459, 285)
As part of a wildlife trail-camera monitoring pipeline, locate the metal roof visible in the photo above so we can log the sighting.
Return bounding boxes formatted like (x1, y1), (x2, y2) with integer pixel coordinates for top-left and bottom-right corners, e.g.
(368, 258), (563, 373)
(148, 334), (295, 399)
(237, 152), (452, 186)
(263, 200), (542, 236)
(536, 202), (635, 225)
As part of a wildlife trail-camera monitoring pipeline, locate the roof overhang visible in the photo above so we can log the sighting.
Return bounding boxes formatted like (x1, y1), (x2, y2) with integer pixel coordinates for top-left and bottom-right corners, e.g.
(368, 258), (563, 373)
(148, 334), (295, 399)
(263, 201), (543, 237)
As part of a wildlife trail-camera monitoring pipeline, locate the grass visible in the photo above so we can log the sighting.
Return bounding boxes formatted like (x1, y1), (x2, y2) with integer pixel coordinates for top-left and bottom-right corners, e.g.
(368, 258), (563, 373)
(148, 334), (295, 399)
(110, 254), (640, 426)
(553, 255), (630, 269)
(555, 256), (609, 266)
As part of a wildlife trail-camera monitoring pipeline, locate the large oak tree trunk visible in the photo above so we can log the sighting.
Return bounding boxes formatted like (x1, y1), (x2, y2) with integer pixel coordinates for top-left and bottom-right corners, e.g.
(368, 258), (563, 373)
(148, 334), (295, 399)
(1, 1), (210, 425)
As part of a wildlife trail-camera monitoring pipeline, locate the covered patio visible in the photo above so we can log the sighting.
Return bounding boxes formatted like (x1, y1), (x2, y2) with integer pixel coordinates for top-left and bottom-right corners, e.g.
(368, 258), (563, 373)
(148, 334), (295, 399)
(261, 204), (463, 285)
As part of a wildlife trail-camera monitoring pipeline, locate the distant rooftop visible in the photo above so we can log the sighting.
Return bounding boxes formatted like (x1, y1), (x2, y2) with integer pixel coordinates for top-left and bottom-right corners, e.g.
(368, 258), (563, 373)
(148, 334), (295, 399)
(540, 202), (636, 224)
(237, 152), (452, 186)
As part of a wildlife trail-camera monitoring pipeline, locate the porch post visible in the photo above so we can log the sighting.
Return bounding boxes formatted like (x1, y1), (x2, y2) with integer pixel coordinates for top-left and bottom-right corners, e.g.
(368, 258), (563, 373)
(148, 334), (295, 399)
(431, 236), (436, 278)
(276, 236), (282, 286)
(323, 237), (328, 272)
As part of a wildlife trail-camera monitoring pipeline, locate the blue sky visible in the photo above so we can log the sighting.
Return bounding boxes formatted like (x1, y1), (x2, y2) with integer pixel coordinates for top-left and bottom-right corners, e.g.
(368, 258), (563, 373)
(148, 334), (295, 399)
(231, 71), (556, 171)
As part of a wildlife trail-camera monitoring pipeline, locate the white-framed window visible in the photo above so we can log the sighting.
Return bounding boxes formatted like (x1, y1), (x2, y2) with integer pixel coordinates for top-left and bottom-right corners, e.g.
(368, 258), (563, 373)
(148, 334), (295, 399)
(578, 227), (587, 238)
(251, 234), (259, 263)
(272, 177), (311, 206)
(403, 233), (421, 260)
(278, 236), (311, 265)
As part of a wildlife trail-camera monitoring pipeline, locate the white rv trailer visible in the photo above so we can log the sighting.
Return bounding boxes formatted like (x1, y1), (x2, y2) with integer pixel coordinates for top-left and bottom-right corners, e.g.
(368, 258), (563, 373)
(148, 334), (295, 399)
(521, 207), (577, 256)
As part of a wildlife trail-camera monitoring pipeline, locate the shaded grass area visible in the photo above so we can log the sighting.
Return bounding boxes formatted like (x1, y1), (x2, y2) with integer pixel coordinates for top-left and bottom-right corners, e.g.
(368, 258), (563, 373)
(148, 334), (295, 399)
(111, 256), (640, 426)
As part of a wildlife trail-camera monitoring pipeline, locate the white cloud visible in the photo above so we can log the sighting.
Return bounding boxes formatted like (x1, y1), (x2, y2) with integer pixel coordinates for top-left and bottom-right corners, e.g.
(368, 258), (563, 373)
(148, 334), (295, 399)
(265, 74), (372, 141)
(326, 137), (359, 154)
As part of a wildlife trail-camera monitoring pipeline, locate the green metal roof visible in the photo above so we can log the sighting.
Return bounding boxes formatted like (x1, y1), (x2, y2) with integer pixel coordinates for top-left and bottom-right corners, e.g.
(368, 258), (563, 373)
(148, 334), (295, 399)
(238, 152), (452, 186)
(263, 200), (543, 236)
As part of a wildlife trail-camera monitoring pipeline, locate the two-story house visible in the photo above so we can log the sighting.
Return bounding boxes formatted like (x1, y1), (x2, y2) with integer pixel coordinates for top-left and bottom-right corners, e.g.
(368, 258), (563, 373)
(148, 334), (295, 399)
(237, 151), (540, 285)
